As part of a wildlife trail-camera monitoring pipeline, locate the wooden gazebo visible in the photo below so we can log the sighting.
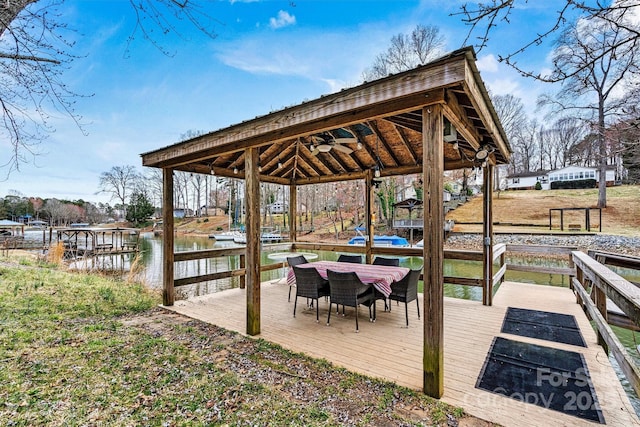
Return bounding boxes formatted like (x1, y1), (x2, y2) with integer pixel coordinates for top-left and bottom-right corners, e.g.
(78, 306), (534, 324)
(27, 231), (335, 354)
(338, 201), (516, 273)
(141, 47), (511, 398)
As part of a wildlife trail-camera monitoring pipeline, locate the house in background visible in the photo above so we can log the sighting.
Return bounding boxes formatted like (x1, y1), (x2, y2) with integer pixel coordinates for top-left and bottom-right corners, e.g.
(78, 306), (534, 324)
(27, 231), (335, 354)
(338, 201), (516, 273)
(506, 170), (550, 190)
(173, 208), (193, 218)
(506, 165), (619, 190)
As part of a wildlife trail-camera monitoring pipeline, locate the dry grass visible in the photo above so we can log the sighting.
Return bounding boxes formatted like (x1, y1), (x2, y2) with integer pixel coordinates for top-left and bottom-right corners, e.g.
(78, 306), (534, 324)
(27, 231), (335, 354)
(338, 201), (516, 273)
(46, 241), (66, 265)
(447, 185), (640, 236)
(0, 258), (479, 426)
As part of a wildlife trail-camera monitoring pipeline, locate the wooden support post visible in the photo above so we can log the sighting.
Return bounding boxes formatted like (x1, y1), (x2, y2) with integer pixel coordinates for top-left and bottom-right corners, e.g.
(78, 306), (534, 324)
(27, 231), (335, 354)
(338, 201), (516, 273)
(289, 184), (297, 242)
(594, 284), (609, 352)
(162, 168), (175, 306)
(239, 254), (246, 289)
(245, 148), (261, 336)
(422, 104), (444, 398)
(482, 164), (494, 306)
(365, 171), (374, 264)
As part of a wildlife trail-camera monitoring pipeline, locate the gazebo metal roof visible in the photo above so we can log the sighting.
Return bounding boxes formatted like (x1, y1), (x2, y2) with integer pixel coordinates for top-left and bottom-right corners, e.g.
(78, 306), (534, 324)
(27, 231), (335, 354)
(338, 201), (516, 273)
(142, 47), (511, 182)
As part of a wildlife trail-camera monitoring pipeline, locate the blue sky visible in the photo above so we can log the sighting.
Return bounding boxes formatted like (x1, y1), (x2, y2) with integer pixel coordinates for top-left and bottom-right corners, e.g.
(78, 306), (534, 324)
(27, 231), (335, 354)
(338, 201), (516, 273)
(1, 0), (560, 204)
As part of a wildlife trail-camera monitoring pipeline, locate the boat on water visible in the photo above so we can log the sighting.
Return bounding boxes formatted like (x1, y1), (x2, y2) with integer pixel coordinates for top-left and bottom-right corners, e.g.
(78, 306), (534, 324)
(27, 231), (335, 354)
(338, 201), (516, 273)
(347, 235), (410, 247)
(230, 227), (283, 244)
(209, 230), (244, 241)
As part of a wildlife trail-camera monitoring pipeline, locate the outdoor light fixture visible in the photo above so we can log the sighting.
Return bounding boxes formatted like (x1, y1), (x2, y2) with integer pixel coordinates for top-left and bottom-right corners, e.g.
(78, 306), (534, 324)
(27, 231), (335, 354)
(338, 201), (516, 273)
(233, 166), (238, 174)
(452, 141), (459, 150)
(277, 159), (283, 169)
(356, 141), (363, 150)
(474, 145), (492, 162)
(258, 164), (263, 172)
(210, 166), (215, 175)
(443, 118), (457, 142)
(374, 164), (381, 178)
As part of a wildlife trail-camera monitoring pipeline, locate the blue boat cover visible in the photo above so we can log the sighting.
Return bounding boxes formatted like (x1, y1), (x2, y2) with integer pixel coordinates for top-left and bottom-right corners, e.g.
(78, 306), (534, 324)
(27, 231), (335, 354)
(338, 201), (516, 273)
(347, 235), (409, 246)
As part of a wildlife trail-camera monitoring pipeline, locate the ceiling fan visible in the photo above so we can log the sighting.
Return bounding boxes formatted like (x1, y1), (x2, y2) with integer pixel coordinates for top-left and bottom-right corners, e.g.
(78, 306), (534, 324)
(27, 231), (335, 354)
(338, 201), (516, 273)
(310, 128), (357, 155)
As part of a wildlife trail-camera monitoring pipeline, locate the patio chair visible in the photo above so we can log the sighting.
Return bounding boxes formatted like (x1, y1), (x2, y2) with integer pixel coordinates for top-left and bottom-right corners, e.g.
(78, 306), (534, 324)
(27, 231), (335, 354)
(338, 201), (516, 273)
(292, 265), (330, 322)
(371, 258), (399, 311)
(372, 257), (400, 267)
(326, 269), (374, 332)
(337, 254), (362, 264)
(287, 255), (309, 302)
(388, 269), (421, 327)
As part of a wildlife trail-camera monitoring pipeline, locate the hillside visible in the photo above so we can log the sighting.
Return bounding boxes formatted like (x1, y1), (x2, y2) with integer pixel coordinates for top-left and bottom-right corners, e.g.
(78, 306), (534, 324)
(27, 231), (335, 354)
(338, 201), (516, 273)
(446, 185), (640, 236)
(174, 185), (640, 239)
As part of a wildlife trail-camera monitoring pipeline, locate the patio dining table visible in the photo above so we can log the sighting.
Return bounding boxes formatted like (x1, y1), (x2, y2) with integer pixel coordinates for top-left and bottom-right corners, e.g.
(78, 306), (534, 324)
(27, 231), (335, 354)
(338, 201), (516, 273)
(286, 260), (409, 298)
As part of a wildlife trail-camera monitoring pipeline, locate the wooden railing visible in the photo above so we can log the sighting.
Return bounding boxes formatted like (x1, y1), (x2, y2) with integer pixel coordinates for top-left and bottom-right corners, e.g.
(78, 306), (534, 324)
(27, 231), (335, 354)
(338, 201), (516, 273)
(572, 251), (640, 396)
(171, 241), (513, 305)
(171, 242), (586, 298)
(173, 243), (288, 289)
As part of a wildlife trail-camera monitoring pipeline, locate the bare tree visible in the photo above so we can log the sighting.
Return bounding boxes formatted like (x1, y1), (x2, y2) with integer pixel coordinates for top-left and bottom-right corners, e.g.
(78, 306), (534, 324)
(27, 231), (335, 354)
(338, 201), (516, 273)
(43, 198), (64, 226)
(545, 117), (587, 168)
(99, 165), (140, 219)
(143, 168), (163, 209)
(1, 2), (218, 177)
(363, 24), (445, 81)
(491, 94), (527, 139)
(538, 14), (640, 207)
(510, 119), (541, 173)
(491, 94), (530, 175)
(0, 0), (82, 178)
(456, 1), (640, 81)
(618, 119), (640, 183)
(173, 171), (192, 213)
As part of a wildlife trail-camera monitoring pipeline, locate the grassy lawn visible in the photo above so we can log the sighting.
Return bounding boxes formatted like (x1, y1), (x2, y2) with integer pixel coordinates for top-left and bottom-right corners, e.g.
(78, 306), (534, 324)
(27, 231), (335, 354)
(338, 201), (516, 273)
(0, 254), (482, 426)
(447, 185), (640, 236)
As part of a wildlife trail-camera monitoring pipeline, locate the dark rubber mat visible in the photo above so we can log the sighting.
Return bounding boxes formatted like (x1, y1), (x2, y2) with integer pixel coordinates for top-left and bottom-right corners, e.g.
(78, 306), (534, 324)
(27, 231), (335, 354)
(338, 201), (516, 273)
(476, 336), (604, 423)
(501, 307), (586, 347)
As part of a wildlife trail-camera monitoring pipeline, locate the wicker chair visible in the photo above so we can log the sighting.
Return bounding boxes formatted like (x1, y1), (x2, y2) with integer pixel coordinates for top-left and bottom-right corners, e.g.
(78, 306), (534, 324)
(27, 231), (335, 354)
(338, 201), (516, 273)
(291, 265), (330, 322)
(371, 257), (399, 310)
(337, 254), (362, 264)
(372, 257), (400, 267)
(287, 255), (309, 302)
(326, 269), (374, 332)
(388, 269), (421, 327)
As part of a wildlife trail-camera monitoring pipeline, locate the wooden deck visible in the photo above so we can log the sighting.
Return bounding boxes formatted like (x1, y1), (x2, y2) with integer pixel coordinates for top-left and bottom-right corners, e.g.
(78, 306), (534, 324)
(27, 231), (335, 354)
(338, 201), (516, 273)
(163, 280), (639, 426)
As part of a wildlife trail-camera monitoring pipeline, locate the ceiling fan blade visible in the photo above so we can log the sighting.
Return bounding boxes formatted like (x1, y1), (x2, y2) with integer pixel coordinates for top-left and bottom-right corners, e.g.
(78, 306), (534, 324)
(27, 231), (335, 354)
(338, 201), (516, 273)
(334, 137), (357, 144)
(311, 148), (320, 156)
(333, 144), (353, 154)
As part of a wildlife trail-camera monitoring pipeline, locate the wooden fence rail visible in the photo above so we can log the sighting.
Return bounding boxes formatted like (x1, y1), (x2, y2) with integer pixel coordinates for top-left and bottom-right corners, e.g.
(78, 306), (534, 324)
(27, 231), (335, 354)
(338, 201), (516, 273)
(572, 251), (640, 396)
(170, 242), (583, 301)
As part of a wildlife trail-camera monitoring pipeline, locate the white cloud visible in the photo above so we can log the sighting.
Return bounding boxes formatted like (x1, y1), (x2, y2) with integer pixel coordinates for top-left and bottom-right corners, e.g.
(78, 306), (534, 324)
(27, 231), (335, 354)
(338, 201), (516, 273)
(476, 54), (499, 73)
(269, 10), (296, 29)
(217, 43), (309, 75)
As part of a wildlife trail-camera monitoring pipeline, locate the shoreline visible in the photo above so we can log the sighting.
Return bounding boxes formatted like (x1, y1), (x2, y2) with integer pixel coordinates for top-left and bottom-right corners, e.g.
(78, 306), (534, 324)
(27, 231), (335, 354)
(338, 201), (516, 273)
(444, 232), (640, 258)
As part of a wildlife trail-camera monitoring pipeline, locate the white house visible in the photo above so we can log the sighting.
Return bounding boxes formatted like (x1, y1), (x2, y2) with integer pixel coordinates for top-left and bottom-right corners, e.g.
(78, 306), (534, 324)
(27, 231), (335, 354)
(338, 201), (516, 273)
(506, 170), (550, 190)
(507, 165), (618, 190)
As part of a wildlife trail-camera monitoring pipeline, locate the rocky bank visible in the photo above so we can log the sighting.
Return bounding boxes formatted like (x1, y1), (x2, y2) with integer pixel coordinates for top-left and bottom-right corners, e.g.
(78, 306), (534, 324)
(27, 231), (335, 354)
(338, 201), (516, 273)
(445, 233), (640, 257)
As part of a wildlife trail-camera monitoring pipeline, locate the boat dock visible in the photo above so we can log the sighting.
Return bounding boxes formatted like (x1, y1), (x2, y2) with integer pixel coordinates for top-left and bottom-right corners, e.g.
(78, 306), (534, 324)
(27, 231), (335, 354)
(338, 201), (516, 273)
(54, 226), (140, 259)
(164, 280), (639, 426)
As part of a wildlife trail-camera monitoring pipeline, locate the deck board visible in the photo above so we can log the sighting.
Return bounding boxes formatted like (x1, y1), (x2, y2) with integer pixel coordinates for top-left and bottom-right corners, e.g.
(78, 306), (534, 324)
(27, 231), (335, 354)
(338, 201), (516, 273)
(163, 281), (639, 426)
